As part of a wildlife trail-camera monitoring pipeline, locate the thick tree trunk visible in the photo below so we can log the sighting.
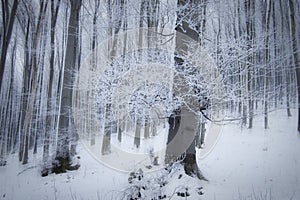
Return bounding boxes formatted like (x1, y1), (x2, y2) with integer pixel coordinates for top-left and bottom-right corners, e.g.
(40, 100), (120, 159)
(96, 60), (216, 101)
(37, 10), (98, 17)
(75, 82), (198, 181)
(53, 0), (81, 173)
(165, 107), (206, 179)
(165, 0), (206, 180)
(180, 110), (200, 178)
(165, 108), (181, 164)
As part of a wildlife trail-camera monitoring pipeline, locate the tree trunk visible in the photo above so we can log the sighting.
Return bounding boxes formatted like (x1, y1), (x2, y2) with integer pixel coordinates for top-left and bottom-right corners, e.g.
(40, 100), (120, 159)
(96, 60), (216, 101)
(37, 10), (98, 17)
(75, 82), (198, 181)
(289, 0), (300, 132)
(0, 0), (18, 93)
(245, 0), (255, 129)
(44, 0), (60, 165)
(144, 117), (150, 139)
(19, 18), (31, 163)
(102, 103), (112, 155)
(264, 0), (272, 129)
(134, 120), (141, 149)
(165, 108), (181, 164)
(165, 0), (206, 180)
(23, 0), (48, 165)
(53, 0), (81, 173)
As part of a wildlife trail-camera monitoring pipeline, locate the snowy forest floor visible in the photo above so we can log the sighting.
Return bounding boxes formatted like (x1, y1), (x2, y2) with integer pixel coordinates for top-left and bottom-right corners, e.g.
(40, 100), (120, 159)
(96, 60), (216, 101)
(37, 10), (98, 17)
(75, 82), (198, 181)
(0, 109), (300, 200)
(199, 109), (300, 200)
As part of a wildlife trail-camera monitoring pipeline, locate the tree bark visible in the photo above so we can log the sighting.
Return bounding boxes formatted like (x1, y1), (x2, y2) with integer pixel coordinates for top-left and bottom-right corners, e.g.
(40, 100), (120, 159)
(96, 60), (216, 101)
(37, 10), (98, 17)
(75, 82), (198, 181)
(43, 0), (60, 166)
(264, 0), (272, 129)
(289, 0), (300, 132)
(54, 0), (81, 173)
(134, 120), (141, 148)
(22, 0), (48, 165)
(165, 0), (206, 180)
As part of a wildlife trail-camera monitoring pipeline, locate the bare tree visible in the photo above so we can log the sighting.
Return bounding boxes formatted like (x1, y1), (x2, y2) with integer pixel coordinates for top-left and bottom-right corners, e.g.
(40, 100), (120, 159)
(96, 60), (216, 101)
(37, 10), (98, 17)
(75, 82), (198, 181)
(42, 0), (61, 174)
(53, 0), (82, 173)
(165, 0), (207, 180)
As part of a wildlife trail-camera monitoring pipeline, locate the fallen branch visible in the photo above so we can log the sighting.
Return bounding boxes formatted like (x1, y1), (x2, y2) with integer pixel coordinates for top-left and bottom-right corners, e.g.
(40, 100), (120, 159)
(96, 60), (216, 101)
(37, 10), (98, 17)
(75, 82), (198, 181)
(17, 166), (36, 176)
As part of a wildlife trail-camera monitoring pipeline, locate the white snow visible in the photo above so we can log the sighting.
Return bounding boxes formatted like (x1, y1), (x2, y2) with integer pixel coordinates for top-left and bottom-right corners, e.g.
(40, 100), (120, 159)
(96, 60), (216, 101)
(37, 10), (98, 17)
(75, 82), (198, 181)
(0, 109), (300, 200)
(199, 109), (300, 200)
(0, 146), (128, 200)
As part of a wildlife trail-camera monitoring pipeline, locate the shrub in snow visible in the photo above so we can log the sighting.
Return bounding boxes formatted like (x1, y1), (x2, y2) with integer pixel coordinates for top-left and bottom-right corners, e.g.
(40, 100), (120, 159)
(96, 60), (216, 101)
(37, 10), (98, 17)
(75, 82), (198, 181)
(121, 162), (205, 199)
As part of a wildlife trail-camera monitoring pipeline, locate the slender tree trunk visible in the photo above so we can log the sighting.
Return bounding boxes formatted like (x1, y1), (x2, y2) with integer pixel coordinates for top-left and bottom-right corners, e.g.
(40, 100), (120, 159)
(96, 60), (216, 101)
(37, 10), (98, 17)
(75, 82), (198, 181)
(102, 103), (112, 154)
(43, 0), (61, 168)
(134, 120), (141, 148)
(102, 0), (126, 152)
(279, 0), (292, 117)
(246, 0), (255, 129)
(89, 0), (100, 146)
(19, 18), (31, 162)
(0, 28), (17, 166)
(23, 0), (48, 165)
(7, 35), (17, 154)
(264, 0), (272, 129)
(0, 0), (18, 93)
(144, 117), (150, 139)
(289, 0), (300, 132)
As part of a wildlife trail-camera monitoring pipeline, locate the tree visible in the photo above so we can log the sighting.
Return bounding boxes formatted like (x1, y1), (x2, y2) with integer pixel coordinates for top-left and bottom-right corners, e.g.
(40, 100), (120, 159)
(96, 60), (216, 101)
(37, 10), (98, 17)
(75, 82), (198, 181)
(101, 0), (126, 154)
(244, 0), (255, 129)
(279, 0), (292, 117)
(263, 0), (272, 129)
(43, 0), (61, 172)
(22, 0), (48, 165)
(288, 0), (300, 132)
(165, 0), (207, 179)
(53, 0), (82, 173)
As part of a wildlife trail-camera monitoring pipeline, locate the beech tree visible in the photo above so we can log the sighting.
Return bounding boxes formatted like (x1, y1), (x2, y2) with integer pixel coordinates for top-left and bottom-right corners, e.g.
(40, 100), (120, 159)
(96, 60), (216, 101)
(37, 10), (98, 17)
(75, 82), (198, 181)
(165, 0), (208, 179)
(53, 0), (82, 173)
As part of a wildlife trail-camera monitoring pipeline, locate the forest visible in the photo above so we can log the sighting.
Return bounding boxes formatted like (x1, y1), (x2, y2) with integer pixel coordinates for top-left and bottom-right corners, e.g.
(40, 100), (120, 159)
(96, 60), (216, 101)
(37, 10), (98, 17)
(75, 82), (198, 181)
(0, 0), (300, 199)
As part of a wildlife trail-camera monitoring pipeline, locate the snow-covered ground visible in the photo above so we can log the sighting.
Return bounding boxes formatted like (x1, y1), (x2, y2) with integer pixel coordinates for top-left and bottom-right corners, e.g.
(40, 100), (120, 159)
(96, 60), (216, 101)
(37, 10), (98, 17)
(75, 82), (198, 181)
(0, 109), (299, 200)
(199, 109), (300, 200)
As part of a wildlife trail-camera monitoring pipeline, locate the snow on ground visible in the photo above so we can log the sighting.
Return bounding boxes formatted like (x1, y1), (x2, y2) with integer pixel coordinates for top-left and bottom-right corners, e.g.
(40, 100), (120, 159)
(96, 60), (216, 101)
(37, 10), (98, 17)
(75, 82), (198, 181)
(0, 145), (128, 200)
(200, 109), (300, 200)
(81, 124), (169, 173)
(0, 109), (300, 200)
